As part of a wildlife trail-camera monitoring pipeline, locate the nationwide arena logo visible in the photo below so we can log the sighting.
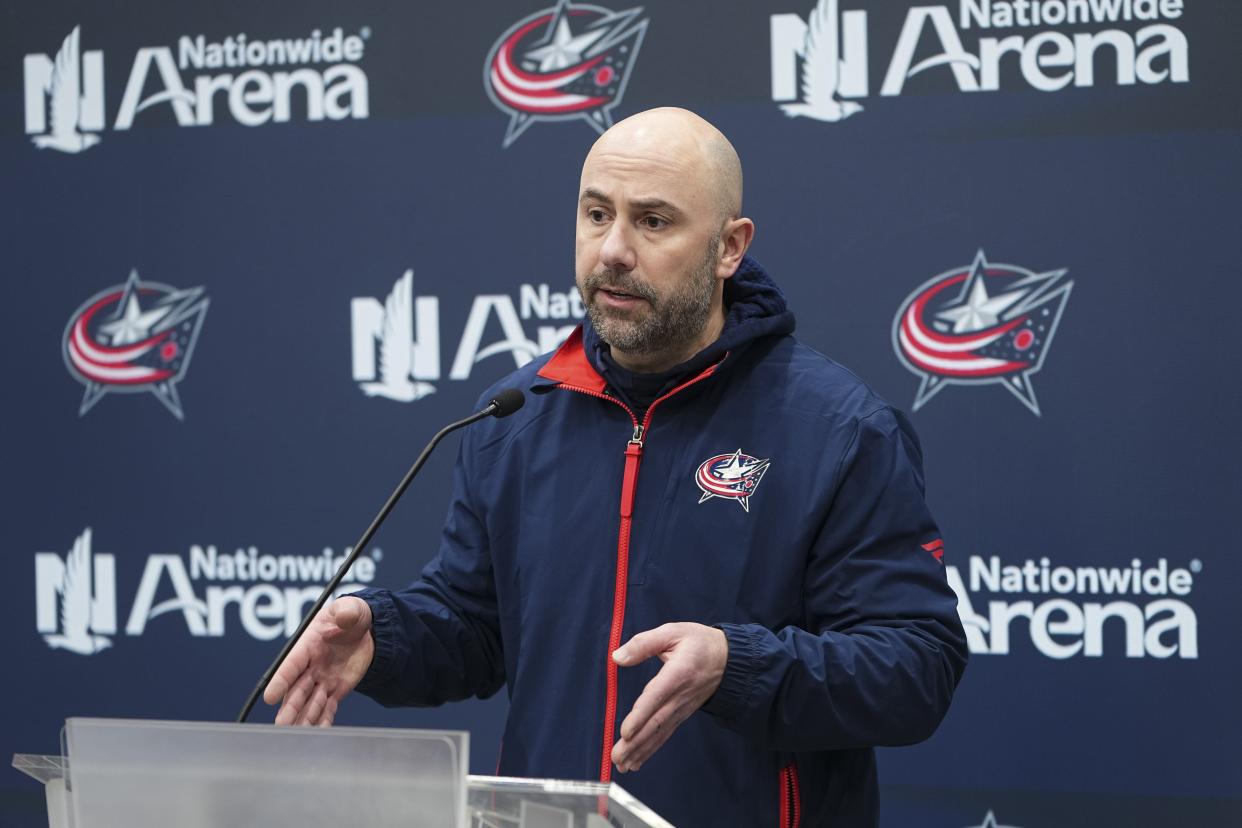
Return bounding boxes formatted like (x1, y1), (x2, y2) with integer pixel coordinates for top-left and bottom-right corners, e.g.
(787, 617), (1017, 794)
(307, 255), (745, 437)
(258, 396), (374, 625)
(351, 270), (583, 402)
(63, 269), (209, 420)
(34, 528), (380, 654)
(484, 0), (648, 147)
(771, 0), (1190, 123)
(892, 250), (1072, 415)
(946, 553), (1200, 659)
(24, 24), (370, 153)
(694, 449), (771, 512)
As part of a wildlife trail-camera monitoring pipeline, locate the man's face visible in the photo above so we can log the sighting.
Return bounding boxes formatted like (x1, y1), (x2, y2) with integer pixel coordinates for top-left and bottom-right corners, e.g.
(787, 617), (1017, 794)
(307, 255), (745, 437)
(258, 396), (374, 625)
(574, 141), (724, 360)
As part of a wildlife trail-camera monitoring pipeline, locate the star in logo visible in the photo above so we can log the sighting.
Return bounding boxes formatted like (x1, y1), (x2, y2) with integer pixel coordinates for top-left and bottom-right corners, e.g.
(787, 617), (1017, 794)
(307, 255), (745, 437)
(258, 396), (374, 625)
(695, 449), (771, 512)
(524, 15), (608, 71)
(936, 270), (1025, 334)
(98, 291), (172, 345)
(62, 269), (210, 420)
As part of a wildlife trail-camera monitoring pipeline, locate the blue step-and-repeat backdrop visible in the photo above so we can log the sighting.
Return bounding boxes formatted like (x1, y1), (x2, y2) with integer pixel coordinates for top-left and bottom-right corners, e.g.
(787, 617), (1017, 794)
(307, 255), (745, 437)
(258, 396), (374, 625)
(3, 1), (1239, 825)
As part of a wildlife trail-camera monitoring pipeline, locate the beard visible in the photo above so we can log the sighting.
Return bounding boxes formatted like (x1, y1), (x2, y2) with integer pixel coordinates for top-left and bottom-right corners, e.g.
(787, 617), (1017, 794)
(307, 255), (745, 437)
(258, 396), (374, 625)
(578, 234), (720, 358)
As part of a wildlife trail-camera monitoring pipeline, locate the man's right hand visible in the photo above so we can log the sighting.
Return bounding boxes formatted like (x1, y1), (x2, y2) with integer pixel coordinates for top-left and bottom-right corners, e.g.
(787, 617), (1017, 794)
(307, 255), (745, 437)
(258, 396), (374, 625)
(263, 596), (375, 726)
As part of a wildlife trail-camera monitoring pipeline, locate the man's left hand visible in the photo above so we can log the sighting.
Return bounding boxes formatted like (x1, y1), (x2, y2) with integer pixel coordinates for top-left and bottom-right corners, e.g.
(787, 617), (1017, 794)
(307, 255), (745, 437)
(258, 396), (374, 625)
(611, 622), (729, 773)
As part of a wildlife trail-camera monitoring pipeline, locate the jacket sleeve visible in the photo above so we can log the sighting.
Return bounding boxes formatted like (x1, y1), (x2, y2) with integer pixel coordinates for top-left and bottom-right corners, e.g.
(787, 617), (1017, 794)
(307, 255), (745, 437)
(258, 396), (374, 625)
(350, 435), (505, 708)
(702, 406), (969, 750)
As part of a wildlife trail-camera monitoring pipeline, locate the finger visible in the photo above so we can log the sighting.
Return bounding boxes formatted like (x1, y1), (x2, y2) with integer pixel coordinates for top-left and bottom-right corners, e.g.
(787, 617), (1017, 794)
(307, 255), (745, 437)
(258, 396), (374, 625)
(317, 697), (339, 728)
(322, 598), (362, 640)
(275, 669), (316, 726)
(613, 625), (675, 666)
(617, 700), (692, 770)
(264, 642), (311, 705)
(331, 597), (364, 630)
(299, 682), (329, 727)
(620, 730), (671, 773)
(619, 664), (683, 742)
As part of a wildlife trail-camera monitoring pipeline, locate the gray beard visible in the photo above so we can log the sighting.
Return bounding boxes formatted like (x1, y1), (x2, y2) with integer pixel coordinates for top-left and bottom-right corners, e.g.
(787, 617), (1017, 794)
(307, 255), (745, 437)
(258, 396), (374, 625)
(579, 236), (719, 358)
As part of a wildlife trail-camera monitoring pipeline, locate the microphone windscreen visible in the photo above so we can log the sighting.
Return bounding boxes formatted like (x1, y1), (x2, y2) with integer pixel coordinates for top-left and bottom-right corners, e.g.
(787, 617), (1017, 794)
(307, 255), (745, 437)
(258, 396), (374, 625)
(489, 388), (526, 418)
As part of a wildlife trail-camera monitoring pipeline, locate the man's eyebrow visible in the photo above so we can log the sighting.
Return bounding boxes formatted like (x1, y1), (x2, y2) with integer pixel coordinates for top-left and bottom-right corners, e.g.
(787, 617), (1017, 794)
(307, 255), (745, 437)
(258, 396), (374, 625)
(579, 188), (684, 217)
(580, 187), (613, 206)
(630, 197), (684, 217)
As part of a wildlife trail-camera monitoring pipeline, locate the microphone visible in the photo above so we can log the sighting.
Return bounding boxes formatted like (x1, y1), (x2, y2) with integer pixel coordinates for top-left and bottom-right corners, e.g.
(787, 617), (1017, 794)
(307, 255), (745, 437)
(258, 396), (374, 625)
(488, 387), (525, 418)
(236, 389), (526, 722)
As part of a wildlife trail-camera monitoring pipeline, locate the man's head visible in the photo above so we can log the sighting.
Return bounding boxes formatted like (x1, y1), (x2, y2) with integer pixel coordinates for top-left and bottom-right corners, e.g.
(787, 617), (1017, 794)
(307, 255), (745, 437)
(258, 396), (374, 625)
(575, 107), (754, 373)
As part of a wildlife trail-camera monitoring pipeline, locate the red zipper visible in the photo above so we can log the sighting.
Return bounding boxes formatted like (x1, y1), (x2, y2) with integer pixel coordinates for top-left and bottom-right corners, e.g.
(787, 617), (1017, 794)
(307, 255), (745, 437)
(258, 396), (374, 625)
(779, 762), (801, 828)
(555, 364), (721, 784)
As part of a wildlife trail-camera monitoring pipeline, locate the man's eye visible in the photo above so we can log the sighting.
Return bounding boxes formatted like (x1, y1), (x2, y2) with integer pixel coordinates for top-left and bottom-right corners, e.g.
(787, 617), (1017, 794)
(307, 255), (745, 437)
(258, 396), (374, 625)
(641, 216), (667, 230)
(587, 208), (609, 223)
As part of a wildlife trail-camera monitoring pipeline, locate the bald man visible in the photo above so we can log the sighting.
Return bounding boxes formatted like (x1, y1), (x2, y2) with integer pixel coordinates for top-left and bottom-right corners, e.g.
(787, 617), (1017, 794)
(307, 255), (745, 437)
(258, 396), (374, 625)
(267, 108), (967, 827)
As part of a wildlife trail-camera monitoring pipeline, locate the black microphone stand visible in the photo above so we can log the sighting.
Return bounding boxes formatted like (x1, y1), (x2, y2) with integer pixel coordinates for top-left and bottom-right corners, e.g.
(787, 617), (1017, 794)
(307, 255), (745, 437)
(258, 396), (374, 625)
(235, 400), (504, 723)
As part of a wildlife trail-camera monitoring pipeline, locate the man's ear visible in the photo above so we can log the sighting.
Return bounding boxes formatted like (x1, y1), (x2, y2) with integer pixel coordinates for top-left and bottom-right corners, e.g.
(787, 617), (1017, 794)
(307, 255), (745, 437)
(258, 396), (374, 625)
(717, 217), (756, 280)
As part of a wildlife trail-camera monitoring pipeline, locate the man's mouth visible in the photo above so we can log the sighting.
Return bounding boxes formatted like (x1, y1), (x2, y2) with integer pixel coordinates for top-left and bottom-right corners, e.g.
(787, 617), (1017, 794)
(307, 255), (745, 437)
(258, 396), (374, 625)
(597, 286), (647, 304)
(583, 271), (652, 308)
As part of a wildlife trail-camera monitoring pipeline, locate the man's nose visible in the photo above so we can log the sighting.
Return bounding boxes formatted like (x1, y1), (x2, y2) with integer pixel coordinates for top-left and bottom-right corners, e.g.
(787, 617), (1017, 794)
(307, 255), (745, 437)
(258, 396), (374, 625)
(598, 220), (637, 273)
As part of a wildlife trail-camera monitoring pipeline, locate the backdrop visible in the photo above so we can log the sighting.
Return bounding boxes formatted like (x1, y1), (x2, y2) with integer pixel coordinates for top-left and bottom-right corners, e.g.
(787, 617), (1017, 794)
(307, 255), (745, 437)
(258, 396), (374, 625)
(3, 1), (1239, 826)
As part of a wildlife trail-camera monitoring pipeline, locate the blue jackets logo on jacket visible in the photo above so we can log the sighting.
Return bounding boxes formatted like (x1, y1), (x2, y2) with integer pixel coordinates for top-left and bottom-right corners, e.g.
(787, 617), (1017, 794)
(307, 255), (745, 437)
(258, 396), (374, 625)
(695, 449), (771, 511)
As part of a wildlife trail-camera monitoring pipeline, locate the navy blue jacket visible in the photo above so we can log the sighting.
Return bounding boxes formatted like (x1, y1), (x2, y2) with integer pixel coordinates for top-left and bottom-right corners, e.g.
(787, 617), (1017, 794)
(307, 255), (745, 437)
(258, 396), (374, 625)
(354, 257), (968, 827)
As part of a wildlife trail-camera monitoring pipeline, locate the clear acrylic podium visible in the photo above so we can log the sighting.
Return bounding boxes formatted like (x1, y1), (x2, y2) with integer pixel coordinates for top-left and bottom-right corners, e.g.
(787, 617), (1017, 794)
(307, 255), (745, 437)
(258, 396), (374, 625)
(13, 718), (673, 828)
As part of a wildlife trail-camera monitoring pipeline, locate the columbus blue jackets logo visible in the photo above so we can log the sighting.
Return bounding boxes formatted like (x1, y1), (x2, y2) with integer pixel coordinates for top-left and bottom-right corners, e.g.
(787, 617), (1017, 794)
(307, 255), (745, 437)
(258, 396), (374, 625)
(484, 0), (648, 148)
(892, 250), (1072, 416)
(695, 449), (771, 512)
(63, 269), (209, 420)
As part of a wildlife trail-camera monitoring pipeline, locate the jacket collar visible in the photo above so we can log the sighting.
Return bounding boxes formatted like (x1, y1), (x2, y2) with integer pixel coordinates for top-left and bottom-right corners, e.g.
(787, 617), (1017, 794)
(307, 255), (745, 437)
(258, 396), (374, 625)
(535, 326), (607, 393)
(535, 326), (727, 401)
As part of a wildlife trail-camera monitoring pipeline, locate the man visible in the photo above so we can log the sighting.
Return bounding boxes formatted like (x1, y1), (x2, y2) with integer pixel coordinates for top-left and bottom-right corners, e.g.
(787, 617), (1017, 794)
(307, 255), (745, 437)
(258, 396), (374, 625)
(266, 108), (968, 827)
